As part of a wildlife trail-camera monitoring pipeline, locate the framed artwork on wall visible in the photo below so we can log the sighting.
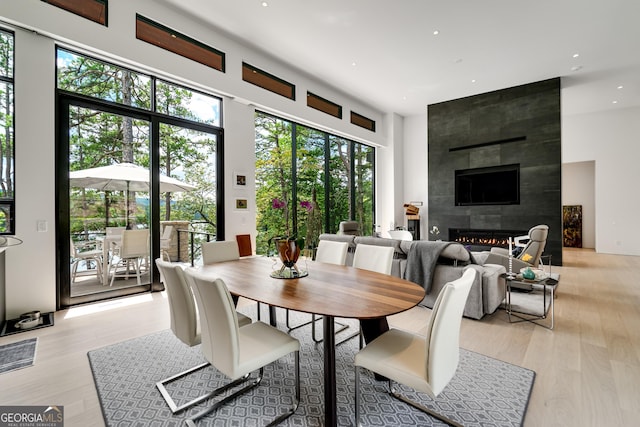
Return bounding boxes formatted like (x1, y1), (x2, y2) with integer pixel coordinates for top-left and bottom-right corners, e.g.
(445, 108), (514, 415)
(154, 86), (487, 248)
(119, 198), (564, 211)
(563, 205), (582, 248)
(235, 198), (248, 210)
(233, 171), (247, 188)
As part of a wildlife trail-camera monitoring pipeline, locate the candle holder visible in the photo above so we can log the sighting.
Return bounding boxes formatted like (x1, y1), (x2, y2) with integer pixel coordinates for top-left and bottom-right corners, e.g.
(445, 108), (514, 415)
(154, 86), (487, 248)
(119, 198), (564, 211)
(506, 237), (517, 279)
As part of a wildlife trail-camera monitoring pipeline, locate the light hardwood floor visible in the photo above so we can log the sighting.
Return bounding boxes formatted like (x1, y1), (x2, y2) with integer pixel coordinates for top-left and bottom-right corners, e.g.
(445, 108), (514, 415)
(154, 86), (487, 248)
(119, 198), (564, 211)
(1, 248), (638, 426)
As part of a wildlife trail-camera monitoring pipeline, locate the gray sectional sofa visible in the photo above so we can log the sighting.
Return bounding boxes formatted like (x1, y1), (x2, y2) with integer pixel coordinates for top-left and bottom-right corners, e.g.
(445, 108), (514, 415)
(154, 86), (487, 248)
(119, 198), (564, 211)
(318, 234), (506, 320)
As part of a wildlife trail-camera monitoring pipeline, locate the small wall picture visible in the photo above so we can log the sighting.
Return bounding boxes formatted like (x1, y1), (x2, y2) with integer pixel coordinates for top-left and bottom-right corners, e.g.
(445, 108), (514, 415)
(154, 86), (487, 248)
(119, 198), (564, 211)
(233, 171), (247, 188)
(235, 198), (248, 210)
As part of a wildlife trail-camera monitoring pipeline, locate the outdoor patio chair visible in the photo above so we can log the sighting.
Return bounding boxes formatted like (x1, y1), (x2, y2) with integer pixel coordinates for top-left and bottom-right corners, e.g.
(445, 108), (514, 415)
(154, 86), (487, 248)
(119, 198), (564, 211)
(109, 229), (149, 286)
(70, 238), (103, 284)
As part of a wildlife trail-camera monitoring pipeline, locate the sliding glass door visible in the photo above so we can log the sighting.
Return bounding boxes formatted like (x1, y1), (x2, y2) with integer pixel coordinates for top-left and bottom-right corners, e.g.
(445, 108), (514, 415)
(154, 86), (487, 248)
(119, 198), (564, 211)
(67, 105), (151, 297)
(56, 48), (224, 308)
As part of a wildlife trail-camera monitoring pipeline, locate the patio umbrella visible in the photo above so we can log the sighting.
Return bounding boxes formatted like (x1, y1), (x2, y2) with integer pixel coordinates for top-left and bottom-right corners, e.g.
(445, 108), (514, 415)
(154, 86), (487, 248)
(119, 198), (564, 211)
(69, 162), (196, 227)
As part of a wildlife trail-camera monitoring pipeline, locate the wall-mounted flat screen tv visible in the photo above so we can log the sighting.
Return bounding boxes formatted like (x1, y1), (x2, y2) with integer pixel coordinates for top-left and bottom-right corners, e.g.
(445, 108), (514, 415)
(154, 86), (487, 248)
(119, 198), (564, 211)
(455, 164), (520, 206)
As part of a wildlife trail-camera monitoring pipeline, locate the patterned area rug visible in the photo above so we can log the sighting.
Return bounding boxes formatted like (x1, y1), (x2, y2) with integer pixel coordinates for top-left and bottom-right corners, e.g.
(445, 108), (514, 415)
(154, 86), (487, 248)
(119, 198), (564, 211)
(88, 309), (535, 426)
(0, 337), (37, 374)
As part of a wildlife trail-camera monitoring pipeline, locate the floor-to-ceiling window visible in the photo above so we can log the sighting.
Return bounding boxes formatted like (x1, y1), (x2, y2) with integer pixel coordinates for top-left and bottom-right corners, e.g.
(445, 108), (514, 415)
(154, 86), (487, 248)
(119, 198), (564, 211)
(0, 29), (15, 235)
(57, 48), (223, 307)
(255, 111), (375, 255)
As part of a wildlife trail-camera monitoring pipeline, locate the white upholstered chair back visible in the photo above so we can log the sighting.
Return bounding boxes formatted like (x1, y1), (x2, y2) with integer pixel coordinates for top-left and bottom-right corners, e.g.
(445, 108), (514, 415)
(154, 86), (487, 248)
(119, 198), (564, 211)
(182, 269), (301, 425)
(185, 271), (241, 379)
(425, 268), (475, 395)
(315, 240), (348, 265)
(155, 258), (200, 347)
(352, 244), (394, 275)
(201, 240), (240, 265)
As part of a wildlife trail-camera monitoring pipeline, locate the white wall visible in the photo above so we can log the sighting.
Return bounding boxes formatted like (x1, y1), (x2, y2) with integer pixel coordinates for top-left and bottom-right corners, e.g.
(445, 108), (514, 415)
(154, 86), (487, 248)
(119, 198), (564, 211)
(6, 28), (57, 319)
(377, 113), (405, 237)
(0, 0), (392, 317)
(401, 113), (428, 238)
(224, 99), (257, 250)
(562, 106), (640, 256)
(562, 161), (595, 249)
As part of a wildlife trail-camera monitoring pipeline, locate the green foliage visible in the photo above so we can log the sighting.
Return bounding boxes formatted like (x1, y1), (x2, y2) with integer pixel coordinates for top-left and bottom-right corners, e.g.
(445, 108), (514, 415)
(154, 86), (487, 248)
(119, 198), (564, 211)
(59, 49), (220, 237)
(0, 31), (14, 233)
(254, 112), (375, 255)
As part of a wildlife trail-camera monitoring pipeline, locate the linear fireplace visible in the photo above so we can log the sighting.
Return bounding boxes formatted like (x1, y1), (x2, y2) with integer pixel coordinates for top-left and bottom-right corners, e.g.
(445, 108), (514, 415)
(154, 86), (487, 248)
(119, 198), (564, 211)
(449, 228), (528, 251)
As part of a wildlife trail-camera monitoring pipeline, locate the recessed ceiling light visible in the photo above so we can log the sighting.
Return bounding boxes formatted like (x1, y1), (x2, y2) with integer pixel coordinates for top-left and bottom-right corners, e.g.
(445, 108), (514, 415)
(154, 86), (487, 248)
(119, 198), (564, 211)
(433, 30), (440, 35)
(351, 61), (357, 67)
(262, 2), (268, 7)
(572, 53), (580, 58)
(471, 79), (476, 83)
(617, 85), (624, 89)
(612, 100), (618, 104)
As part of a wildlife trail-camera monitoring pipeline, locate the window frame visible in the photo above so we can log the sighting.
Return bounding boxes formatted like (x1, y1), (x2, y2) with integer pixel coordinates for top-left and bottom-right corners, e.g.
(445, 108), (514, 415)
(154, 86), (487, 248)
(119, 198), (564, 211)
(0, 28), (15, 235)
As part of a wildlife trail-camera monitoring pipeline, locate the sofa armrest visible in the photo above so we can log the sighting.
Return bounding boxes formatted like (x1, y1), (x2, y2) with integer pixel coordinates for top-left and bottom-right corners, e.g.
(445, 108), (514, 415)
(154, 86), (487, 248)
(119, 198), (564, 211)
(490, 247), (510, 256)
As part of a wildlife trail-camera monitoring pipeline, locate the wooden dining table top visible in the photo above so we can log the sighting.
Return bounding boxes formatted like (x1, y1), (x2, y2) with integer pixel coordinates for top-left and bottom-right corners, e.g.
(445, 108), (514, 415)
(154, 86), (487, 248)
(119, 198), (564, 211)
(193, 256), (425, 320)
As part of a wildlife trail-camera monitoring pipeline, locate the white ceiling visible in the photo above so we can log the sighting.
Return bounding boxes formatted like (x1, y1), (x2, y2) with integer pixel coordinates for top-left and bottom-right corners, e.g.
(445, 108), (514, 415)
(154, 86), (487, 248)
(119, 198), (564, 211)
(160, 0), (640, 117)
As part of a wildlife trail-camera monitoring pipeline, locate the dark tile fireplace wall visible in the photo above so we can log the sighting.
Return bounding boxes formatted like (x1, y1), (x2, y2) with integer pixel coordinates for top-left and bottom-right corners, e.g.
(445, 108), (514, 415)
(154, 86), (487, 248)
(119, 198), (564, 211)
(427, 78), (562, 265)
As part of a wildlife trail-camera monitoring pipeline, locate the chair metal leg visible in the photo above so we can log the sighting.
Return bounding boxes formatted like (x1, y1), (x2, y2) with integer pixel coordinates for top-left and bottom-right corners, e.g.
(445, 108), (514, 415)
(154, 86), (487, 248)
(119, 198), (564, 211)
(156, 362), (249, 414)
(185, 351), (300, 426)
(285, 308), (314, 332)
(335, 327), (363, 348)
(287, 309), (351, 343)
(310, 315), (350, 343)
(389, 382), (463, 427)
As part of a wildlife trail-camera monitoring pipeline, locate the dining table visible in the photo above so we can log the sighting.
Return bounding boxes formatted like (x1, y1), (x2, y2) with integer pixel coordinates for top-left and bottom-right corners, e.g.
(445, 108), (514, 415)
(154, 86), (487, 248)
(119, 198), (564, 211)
(194, 256), (425, 426)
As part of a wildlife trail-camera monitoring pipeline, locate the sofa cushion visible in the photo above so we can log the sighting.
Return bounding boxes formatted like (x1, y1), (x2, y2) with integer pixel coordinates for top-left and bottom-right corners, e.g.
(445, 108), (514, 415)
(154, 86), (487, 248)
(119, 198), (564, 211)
(354, 236), (406, 256)
(318, 233), (356, 248)
(440, 243), (471, 262)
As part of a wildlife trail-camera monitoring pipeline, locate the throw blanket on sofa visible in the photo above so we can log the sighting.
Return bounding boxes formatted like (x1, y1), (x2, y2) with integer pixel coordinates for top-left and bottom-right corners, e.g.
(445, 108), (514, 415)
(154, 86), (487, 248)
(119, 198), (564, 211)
(404, 241), (453, 293)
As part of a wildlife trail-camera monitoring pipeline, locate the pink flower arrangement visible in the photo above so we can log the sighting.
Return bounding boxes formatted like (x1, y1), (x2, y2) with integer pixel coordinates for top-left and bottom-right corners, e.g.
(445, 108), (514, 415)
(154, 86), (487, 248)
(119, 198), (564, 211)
(272, 198), (286, 209)
(300, 200), (313, 212)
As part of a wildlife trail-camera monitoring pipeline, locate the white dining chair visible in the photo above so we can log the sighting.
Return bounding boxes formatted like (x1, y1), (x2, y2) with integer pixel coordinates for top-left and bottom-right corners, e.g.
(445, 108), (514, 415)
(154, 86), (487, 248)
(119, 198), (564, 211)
(354, 268), (476, 427)
(305, 240), (351, 341)
(340, 243), (395, 347)
(201, 240), (261, 319)
(201, 240), (240, 264)
(183, 269), (301, 426)
(285, 239), (350, 334)
(155, 258), (251, 414)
